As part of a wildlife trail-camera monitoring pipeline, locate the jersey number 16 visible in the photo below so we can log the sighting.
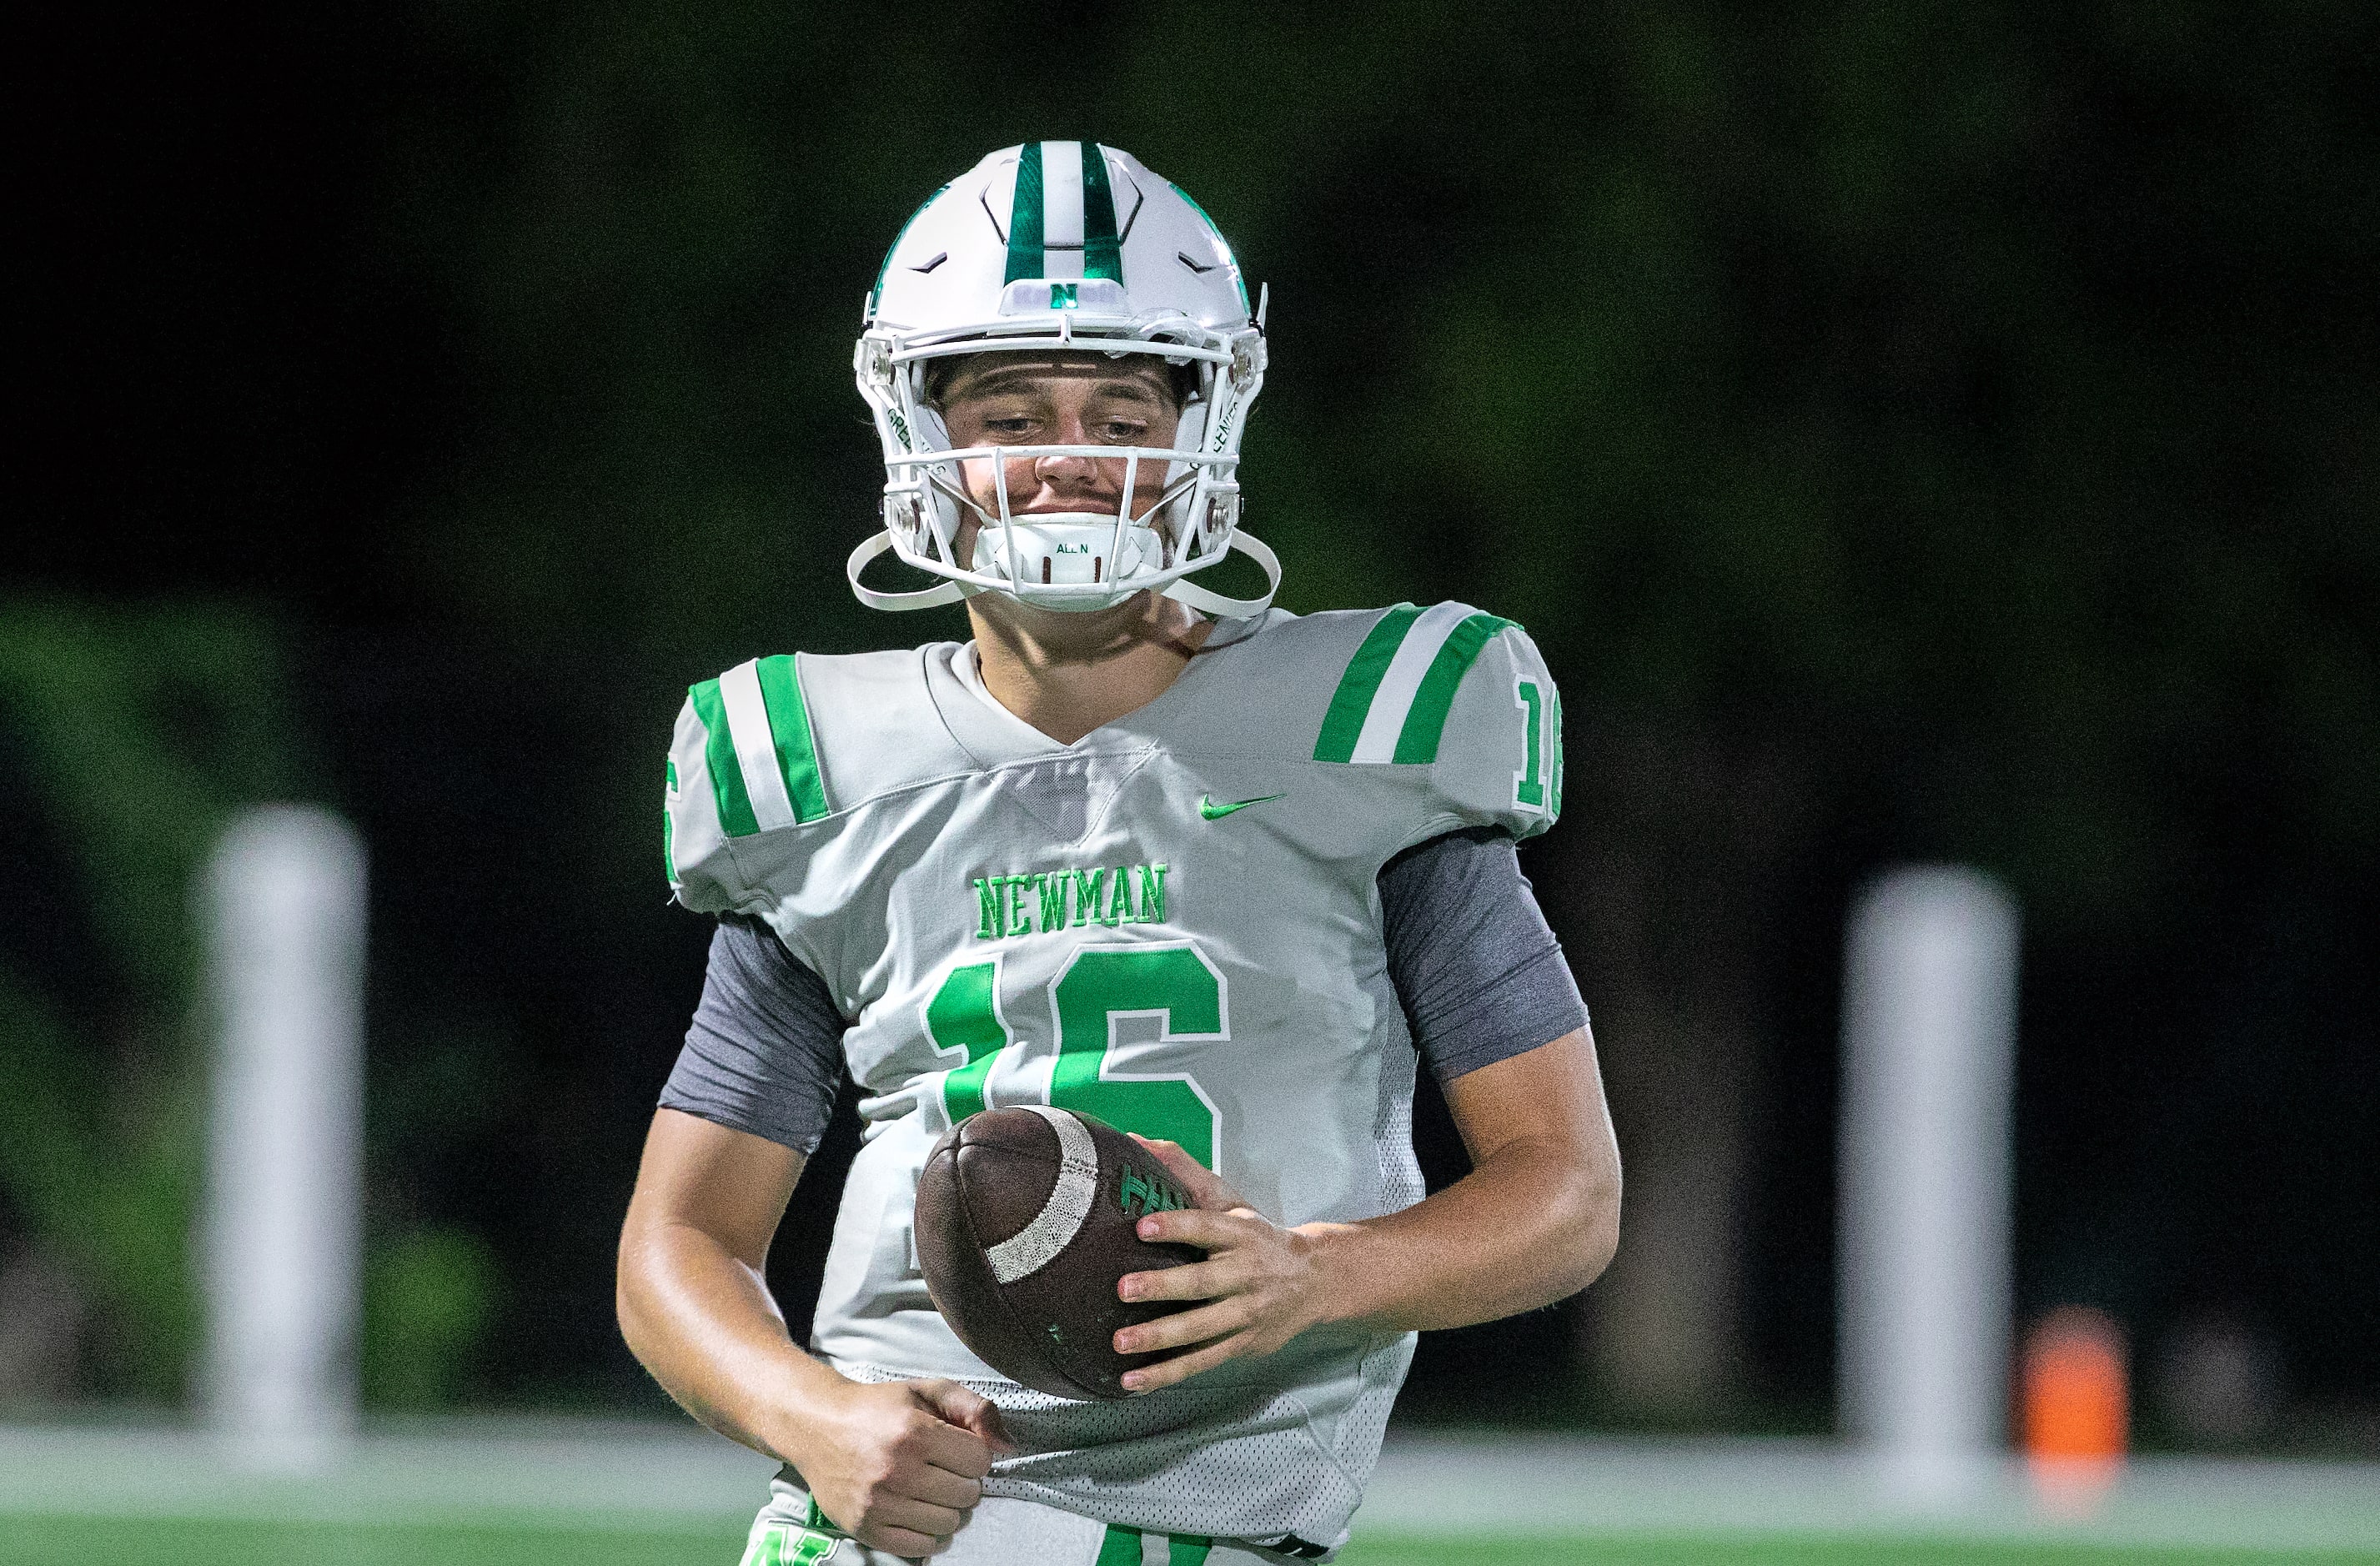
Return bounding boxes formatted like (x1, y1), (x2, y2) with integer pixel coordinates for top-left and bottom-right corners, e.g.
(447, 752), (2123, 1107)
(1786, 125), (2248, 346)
(925, 941), (1227, 1172)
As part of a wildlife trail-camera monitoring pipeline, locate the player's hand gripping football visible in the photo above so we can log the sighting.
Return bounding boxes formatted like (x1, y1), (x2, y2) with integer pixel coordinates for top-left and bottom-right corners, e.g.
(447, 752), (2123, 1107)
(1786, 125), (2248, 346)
(794, 1377), (1012, 1556)
(1112, 1135), (1340, 1393)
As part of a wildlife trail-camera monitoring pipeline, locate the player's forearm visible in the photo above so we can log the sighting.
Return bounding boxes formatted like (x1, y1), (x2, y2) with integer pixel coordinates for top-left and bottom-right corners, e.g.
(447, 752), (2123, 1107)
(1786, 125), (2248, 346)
(615, 1219), (851, 1461)
(1299, 1133), (1618, 1333)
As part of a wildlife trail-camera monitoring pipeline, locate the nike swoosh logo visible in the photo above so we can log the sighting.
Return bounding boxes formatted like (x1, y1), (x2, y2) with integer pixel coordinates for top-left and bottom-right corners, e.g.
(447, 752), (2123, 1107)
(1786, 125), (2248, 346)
(1198, 793), (1283, 821)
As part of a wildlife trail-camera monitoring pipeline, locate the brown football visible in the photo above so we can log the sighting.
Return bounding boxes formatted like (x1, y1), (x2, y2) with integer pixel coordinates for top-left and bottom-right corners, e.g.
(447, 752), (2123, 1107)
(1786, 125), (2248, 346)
(913, 1105), (1204, 1399)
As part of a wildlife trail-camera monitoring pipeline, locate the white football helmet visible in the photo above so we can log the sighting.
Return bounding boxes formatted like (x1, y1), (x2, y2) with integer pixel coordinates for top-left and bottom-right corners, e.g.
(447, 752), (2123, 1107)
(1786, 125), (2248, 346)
(849, 142), (1278, 615)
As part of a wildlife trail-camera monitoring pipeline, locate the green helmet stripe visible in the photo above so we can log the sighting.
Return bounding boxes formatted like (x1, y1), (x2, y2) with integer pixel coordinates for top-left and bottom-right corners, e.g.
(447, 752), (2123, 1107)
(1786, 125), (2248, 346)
(1082, 143), (1122, 281)
(1005, 141), (1046, 284)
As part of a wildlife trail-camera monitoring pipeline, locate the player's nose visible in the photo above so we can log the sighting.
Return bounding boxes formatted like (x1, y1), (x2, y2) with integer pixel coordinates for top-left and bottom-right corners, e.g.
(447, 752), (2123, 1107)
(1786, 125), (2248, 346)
(1029, 436), (1109, 494)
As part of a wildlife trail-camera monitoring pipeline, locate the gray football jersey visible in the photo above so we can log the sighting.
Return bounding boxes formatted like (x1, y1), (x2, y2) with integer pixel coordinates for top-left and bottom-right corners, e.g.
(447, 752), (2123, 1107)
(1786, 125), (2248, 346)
(663, 602), (1564, 1548)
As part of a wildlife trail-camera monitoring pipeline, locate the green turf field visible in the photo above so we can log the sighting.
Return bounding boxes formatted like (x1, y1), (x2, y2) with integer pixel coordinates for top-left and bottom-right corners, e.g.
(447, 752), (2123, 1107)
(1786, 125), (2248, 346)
(1, 1516), (2371, 1566)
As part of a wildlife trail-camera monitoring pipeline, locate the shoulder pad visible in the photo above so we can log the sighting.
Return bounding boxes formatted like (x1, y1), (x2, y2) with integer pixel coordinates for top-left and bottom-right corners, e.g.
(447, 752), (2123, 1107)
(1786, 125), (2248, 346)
(664, 647), (975, 912)
(793, 645), (974, 804)
(665, 654), (833, 912)
(1309, 601), (1562, 837)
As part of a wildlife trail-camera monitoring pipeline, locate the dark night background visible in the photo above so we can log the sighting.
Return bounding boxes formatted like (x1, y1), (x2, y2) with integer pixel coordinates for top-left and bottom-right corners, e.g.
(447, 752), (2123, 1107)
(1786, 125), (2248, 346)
(7, 3), (2376, 1450)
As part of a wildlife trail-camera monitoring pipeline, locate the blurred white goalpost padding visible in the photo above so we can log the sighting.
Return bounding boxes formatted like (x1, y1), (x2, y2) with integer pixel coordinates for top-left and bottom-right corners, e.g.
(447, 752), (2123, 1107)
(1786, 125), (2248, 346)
(1839, 866), (2022, 1502)
(199, 805), (368, 1469)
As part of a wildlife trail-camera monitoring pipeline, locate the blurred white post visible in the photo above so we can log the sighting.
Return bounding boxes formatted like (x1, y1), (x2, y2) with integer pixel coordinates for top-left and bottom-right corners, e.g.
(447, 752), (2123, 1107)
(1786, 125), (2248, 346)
(1839, 866), (2020, 1503)
(200, 805), (367, 1469)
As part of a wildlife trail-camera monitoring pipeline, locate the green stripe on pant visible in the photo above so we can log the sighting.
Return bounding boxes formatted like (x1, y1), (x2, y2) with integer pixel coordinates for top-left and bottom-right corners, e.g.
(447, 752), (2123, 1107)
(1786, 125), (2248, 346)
(738, 1518), (839, 1566)
(1097, 1525), (1213, 1564)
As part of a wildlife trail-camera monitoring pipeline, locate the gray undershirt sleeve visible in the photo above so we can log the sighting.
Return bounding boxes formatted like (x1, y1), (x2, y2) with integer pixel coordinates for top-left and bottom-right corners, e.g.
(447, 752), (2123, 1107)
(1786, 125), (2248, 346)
(658, 830), (1587, 1150)
(1379, 827), (1590, 1084)
(659, 915), (849, 1155)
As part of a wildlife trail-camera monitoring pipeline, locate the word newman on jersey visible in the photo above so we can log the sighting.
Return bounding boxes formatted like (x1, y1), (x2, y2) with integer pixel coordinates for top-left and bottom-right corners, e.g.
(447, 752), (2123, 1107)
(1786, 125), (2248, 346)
(973, 863), (1170, 941)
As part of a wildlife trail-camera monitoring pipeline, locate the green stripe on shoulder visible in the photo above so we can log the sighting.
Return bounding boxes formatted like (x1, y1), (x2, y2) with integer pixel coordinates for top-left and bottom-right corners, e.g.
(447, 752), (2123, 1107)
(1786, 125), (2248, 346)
(689, 677), (759, 838)
(1313, 604), (1422, 762)
(1097, 1526), (1144, 1566)
(755, 654), (830, 822)
(1392, 612), (1520, 764)
(662, 757), (679, 883)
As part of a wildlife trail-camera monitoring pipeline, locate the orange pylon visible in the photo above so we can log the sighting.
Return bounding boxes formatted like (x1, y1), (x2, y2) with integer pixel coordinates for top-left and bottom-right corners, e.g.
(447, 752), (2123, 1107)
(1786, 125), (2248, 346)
(2021, 1307), (2127, 1513)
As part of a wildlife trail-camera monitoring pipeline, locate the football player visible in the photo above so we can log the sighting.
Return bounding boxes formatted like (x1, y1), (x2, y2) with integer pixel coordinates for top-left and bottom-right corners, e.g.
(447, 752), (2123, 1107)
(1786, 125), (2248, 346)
(619, 143), (1620, 1565)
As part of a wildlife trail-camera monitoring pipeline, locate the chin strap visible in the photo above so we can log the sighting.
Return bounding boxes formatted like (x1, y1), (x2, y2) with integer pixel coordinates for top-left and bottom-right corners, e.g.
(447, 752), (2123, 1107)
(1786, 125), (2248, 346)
(1161, 529), (1281, 619)
(847, 530), (969, 611)
(847, 527), (1281, 618)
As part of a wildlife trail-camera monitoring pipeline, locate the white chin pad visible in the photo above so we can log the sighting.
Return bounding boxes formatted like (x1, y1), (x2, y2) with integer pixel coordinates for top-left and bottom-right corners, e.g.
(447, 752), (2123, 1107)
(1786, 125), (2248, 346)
(975, 519), (1152, 589)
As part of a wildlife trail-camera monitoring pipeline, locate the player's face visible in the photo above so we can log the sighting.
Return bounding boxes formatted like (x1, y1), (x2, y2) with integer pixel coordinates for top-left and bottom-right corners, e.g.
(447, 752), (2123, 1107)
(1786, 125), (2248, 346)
(935, 354), (1182, 547)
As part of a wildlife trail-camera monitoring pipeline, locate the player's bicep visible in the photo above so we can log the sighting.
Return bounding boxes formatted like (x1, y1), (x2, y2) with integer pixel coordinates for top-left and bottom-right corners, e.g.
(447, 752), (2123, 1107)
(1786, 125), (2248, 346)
(1439, 1027), (1614, 1175)
(627, 1107), (806, 1271)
